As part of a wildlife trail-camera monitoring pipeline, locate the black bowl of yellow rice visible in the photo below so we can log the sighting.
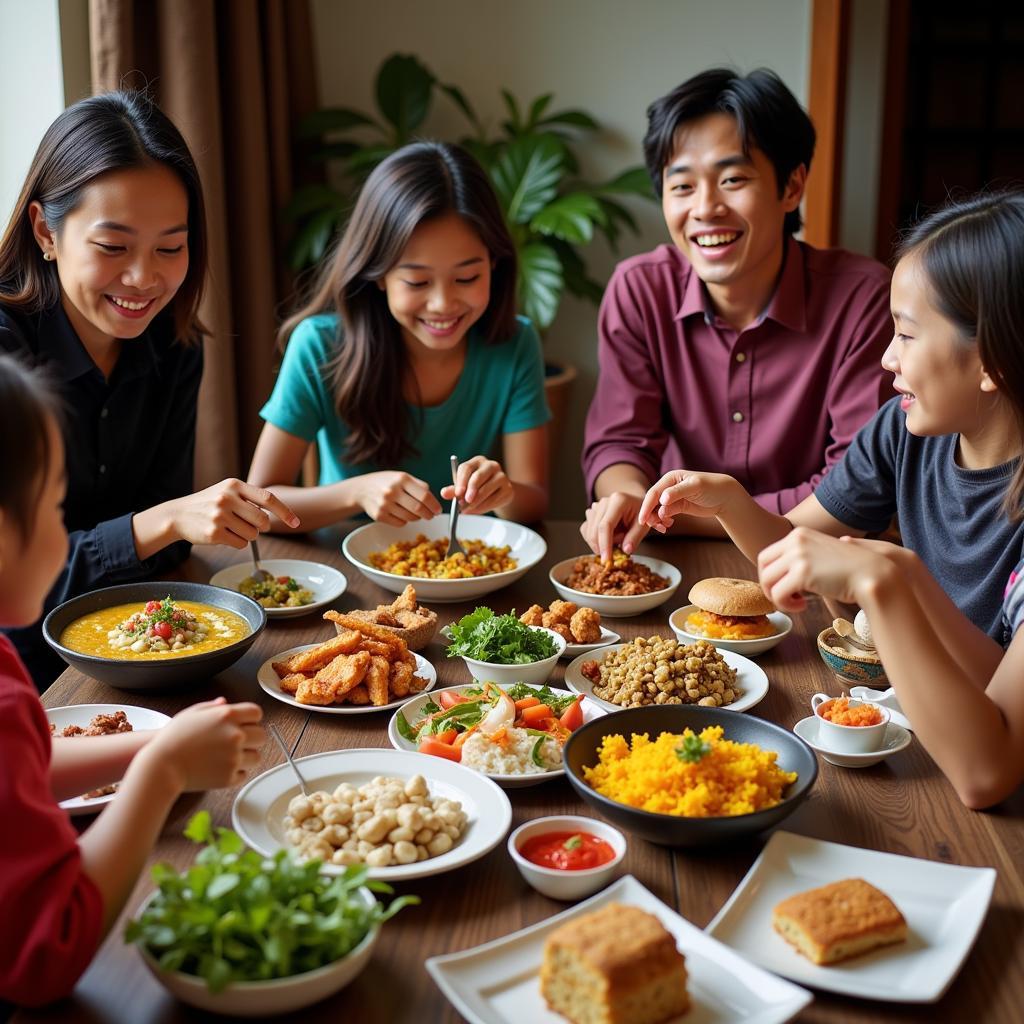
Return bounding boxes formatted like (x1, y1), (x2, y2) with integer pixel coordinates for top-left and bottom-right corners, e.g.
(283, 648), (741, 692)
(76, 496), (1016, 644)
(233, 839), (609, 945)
(563, 705), (817, 846)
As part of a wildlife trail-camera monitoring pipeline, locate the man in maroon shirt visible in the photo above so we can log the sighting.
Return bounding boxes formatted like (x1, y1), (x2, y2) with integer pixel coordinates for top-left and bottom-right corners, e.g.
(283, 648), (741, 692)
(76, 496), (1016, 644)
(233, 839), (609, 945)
(581, 68), (892, 558)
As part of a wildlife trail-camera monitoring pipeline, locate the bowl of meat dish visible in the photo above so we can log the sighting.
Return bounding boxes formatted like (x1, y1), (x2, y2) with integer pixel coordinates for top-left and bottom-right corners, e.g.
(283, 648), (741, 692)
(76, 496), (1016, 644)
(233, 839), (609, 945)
(670, 577), (793, 657)
(342, 515), (547, 603)
(43, 582), (265, 691)
(562, 705), (817, 847)
(549, 551), (681, 617)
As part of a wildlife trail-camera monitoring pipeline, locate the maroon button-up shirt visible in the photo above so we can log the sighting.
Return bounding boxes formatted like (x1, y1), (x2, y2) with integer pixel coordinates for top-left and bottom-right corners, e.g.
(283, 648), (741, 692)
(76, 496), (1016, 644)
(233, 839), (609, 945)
(582, 237), (893, 513)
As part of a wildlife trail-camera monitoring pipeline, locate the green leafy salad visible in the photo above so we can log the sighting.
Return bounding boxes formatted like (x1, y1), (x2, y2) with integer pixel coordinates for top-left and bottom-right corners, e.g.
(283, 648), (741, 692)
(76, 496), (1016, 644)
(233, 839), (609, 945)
(125, 811), (417, 992)
(445, 607), (558, 664)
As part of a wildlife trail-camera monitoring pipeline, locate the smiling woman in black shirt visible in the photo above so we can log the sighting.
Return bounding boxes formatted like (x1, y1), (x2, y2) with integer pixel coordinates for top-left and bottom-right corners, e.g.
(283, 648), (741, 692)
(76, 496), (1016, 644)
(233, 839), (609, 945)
(0, 91), (297, 686)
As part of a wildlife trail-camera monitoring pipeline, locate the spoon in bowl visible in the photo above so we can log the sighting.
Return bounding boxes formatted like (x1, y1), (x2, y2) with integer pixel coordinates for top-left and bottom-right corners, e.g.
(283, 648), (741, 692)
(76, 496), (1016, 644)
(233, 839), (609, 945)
(268, 723), (309, 797)
(247, 538), (273, 585)
(832, 617), (877, 653)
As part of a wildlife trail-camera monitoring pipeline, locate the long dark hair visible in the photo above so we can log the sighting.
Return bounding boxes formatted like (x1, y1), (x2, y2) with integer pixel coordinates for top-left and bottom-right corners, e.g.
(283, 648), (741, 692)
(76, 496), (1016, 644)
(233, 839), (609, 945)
(0, 90), (208, 343)
(643, 68), (815, 236)
(898, 192), (1024, 519)
(279, 141), (518, 467)
(0, 354), (64, 541)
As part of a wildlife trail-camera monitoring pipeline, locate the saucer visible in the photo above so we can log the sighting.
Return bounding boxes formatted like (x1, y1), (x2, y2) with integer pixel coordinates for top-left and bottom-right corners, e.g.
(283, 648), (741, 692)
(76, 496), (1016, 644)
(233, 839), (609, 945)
(792, 716), (911, 768)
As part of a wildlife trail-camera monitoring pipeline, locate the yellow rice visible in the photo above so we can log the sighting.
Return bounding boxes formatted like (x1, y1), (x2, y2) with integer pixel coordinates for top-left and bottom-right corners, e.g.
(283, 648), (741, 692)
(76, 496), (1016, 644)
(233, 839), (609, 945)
(582, 726), (797, 817)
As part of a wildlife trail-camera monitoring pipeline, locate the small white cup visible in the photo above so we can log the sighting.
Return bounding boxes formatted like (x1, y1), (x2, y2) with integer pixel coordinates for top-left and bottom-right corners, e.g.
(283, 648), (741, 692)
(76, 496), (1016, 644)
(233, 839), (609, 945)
(811, 693), (890, 753)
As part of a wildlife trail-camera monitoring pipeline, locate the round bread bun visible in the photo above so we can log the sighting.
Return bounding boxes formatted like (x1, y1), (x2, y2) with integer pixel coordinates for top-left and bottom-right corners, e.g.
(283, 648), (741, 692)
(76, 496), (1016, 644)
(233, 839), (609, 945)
(688, 577), (775, 617)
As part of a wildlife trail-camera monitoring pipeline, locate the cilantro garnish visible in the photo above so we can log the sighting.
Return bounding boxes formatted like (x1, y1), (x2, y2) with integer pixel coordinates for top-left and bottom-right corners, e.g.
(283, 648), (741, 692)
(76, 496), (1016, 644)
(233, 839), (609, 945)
(563, 834), (583, 850)
(675, 734), (713, 764)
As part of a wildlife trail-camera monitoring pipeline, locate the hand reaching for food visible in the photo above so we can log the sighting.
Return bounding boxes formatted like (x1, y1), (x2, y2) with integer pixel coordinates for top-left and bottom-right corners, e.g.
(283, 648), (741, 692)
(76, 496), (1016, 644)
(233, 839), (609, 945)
(353, 470), (443, 525)
(637, 471), (735, 532)
(581, 491), (649, 562)
(440, 455), (514, 514)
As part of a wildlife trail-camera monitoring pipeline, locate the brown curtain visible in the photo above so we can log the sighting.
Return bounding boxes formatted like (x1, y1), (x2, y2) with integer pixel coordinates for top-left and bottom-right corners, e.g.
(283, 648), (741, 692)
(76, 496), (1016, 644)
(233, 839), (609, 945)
(89, 0), (319, 486)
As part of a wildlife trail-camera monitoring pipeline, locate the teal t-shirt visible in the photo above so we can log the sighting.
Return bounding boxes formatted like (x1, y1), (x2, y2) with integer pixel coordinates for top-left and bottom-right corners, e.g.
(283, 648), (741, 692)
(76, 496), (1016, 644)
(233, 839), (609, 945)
(260, 313), (550, 500)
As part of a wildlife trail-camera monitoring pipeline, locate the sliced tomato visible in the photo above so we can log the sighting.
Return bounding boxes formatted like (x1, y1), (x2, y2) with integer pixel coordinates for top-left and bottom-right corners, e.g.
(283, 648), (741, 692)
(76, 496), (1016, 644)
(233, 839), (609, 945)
(514, 696), (541, 711)
(437, 690), (470, 710)
(559, 695), (585, 732)
(418, 737), (462, 761)
(433, 728), (458, 745)
(519, 703), (554, 727)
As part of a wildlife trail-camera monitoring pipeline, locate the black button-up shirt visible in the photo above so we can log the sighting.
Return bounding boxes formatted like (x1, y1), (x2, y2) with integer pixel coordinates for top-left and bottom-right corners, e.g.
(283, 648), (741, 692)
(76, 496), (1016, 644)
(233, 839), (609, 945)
(0, 302), (202, 686)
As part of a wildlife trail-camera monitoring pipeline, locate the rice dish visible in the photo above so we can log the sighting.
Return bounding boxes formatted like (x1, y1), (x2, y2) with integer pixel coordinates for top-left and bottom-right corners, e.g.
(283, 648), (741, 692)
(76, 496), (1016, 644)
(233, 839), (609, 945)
(460, 725), (562, 775)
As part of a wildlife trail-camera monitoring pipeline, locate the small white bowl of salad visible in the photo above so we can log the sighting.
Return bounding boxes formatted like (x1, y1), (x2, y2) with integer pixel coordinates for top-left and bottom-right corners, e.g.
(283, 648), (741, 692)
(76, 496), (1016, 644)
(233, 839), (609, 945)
(445, 608), (566, 686)
(388, 681), (606, 788)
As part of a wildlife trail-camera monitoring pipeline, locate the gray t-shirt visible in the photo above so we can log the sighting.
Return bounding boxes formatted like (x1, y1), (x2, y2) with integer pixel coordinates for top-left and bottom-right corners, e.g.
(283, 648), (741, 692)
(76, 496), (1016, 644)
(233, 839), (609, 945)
(815, 397), (1024, 644)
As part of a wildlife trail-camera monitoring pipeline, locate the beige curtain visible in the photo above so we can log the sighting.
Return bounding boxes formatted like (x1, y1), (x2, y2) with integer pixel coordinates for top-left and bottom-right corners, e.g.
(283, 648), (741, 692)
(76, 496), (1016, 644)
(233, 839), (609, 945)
(89, 0), (319, 485)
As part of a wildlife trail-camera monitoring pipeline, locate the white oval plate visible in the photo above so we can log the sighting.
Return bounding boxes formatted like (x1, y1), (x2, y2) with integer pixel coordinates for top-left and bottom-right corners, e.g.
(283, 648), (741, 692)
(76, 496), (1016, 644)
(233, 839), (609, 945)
(563, 643), (769, 714)
(548, 555), (681, 618)
(669, 605), (793, 657)
(209, 559), (347, 619)
(561, 625), (621, 659)
(342, 516), (546, 603)
(231, 748), (512, 881)
(792, 716), (912, 768)
(388, 682), (607, 789)
(257, 643), (436, 714)
(47, 703), (171, 815)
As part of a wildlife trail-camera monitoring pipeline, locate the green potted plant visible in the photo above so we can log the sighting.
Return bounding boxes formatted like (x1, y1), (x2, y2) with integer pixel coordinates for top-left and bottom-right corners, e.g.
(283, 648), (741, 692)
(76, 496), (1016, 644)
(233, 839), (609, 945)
(285, 54), (655, 430)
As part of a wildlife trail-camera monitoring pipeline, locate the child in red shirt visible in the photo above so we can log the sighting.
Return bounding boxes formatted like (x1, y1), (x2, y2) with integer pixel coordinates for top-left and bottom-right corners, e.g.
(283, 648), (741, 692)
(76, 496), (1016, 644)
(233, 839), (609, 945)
(0, 354), (266, 1007)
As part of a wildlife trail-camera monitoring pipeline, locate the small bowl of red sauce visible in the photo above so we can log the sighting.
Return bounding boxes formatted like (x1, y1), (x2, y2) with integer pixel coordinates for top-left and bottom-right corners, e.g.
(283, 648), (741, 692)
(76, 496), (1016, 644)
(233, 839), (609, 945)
(507, 815), (626, 901)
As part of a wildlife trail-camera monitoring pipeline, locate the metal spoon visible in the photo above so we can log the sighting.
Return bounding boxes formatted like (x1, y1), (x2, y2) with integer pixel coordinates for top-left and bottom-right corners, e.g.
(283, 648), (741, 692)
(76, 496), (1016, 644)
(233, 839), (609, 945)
(248, 538), (273, 584)
(832, 617), (877, 653)
(445, 454), (467, 558)
(268, 723), (309, 796)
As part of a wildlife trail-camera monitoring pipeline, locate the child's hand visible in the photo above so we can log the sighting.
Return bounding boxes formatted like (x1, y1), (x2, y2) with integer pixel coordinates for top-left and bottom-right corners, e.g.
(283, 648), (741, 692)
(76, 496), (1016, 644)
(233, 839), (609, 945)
(581, 492), (649, 561)
(440, 456), (513, 514)
(140, 698), (265, 792)
(168, 479), (300, 546)
(637, 471), (736, 532)
(354, 471), (443, 525)
(757, 528), (891, 613)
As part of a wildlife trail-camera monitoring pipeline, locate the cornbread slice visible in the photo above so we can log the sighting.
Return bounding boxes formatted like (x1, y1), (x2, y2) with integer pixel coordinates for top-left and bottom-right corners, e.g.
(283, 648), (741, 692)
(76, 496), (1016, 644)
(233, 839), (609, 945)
(773, 878), (907, 965)
(540, 903), (689, 1024)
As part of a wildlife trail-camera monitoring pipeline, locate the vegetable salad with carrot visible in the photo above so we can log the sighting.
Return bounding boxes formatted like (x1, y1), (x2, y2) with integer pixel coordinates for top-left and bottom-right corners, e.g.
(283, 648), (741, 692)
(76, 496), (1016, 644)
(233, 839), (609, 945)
(396, 683), (585, 770)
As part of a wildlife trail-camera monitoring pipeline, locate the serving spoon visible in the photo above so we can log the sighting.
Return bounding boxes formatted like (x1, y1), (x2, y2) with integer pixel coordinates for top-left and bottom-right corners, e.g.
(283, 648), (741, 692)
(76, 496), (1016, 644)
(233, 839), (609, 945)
(268, 723), (309, 797)
(832, 617), (876, 653)
(445, 454), (467, 559)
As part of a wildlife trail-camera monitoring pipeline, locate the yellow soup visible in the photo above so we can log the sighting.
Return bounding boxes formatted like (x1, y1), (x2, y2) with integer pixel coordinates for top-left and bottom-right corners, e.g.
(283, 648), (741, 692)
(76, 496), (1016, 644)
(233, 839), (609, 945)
(60, 601), (250, 660)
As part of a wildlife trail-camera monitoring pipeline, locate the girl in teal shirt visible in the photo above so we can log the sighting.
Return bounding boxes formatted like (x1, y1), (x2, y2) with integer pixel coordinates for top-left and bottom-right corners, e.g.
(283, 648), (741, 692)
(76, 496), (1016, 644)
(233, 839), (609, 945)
(249, 142), (550, 528)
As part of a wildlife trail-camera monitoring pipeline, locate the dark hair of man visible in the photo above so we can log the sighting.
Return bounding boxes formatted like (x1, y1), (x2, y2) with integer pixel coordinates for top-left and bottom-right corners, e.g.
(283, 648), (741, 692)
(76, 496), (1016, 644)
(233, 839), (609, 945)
(643, 67), (816, 236)
(0, 354), (64, 541)
(898, 191), (1024, 519)
(0, 90), (208, 343)
(278, 140), (518, 468)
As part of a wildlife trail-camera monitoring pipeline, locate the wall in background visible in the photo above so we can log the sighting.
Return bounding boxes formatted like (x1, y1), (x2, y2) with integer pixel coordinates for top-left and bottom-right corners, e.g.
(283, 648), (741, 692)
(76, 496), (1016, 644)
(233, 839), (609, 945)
(309, 0), (815, 517)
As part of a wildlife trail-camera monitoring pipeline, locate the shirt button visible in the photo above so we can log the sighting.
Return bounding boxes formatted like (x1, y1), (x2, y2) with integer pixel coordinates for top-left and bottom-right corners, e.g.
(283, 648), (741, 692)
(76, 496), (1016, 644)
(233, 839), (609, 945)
(735, 352), (746, 363)
(99, 464), (107, 474)
(100, 407), (109, 418)
(732, 412), (744, 423)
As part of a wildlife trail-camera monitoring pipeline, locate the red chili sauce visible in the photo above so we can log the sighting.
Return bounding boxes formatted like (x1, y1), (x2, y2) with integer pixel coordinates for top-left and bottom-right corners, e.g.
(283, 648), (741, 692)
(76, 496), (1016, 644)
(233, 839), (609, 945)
(519, 831), (615, 871)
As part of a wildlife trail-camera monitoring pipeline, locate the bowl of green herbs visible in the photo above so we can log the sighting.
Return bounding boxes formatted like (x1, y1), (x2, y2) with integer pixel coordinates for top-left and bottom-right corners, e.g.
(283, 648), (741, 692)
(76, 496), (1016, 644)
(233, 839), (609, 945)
(445, 607), (566, 686)
(126, 811), (417, 1016)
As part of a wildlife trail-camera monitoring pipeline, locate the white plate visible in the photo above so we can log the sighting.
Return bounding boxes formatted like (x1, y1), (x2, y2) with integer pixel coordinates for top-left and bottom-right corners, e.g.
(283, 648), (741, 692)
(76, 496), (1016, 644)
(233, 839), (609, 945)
(563, 643), (769, 715)
(792, 716), (912, 768)
(705, 831), (996, 1002)
(561, 625), (621, 659)
(209, 559), (347, 619)
(387, 682), (607, 788)
(46, 703), (171, 815)
(342, 516), (546, 603)
(548, 554), (681, 618)
(257, 644), (436, 714)
(426, 873), (812, 1023)
(231, 748), (512, 881)
(669, 605), (793, 657)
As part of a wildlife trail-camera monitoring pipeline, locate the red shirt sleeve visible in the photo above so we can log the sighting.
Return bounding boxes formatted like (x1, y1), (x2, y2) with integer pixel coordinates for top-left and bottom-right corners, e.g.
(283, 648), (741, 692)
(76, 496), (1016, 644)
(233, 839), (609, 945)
(0, 638), (104, 1007)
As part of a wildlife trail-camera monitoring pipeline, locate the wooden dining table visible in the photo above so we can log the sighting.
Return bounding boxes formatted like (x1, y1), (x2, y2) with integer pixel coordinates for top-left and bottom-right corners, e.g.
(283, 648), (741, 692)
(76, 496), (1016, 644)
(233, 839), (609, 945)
(16, 521), (1024, 1024)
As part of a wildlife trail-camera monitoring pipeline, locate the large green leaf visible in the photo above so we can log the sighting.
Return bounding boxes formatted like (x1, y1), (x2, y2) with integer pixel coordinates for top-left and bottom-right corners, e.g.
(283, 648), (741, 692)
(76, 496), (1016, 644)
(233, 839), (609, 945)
(525, 93), (553, 130)
(518, 242), (563, 330)
(537, 109), (600, 131)
(346, 145), (398, 176)
(286, 207), (343, 271)
(501, 89), (523, 133)
(376, 54), (435, 142)
(491, 135), (564, 225)
(282, 184), (346, 223)
(529, 193), (605, 244)
(594, 196), (640, 249)
(296, 107), (379, 140)
(550, 240), (605, 305)
(598, 166), (653, 196)
(440, 83), (483, 135)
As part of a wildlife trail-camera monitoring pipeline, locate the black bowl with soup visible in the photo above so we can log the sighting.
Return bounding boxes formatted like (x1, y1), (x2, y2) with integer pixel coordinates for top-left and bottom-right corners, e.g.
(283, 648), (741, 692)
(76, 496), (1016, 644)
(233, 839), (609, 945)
(43, 582), (266, 691)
